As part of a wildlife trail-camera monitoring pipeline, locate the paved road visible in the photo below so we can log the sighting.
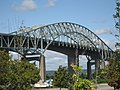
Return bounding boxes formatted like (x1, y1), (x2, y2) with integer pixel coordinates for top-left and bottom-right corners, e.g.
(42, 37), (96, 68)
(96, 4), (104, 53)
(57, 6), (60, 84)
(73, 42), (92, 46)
(97, 84), (114, 90)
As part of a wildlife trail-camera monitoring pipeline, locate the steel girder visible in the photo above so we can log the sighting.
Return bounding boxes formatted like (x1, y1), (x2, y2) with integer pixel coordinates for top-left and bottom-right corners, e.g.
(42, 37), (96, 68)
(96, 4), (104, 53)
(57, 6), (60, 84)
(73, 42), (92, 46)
(1, 22), (113, 59)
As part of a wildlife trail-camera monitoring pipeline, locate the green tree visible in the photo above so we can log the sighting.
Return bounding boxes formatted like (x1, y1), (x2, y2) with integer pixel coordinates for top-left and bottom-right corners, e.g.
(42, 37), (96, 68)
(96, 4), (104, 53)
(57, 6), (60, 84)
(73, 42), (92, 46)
(108, 0), (120, 89)
(92, 68), (108, 84)
(107, 50), (120, 89)
(53, 65), (70, 89)
(96, 45), (120, 89)
(0, 50), (39, 90)
(71, 64), (92, 90)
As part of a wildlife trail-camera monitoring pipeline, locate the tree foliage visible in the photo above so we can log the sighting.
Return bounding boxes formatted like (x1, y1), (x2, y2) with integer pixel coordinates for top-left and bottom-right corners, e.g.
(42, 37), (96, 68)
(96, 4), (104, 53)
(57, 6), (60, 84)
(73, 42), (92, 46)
(94, 68), (108, 84)
(107, 50), (120, 89)
(53, 65), (70, 88)
(99, 49), (120, 89)
(0, 50), (39, 90)
(112, 0), (120, 88)
(71, 64), (91, 90)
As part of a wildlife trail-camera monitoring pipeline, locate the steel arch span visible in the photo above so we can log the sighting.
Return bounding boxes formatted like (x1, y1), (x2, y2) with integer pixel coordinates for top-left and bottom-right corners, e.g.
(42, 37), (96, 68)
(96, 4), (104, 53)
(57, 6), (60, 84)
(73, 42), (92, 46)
(0, 22), (114, 81)
(0, 22), (113, 59)
(8, 22), (113, 59)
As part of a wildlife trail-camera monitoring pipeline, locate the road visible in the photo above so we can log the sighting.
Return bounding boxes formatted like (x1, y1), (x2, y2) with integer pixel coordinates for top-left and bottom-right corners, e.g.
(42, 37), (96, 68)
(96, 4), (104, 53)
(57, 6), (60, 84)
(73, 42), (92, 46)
(97, 84), (114, 90)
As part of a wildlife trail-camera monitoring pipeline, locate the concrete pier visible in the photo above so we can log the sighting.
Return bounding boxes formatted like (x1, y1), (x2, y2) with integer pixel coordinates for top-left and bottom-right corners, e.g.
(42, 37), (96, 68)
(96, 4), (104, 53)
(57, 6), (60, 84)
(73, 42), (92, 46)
(39, 55), (46, 82)
(87, 60), (95, 80)
(68, 53), (79, 75)
(87, 60), (91, 79)
(100, 60), (105, 69)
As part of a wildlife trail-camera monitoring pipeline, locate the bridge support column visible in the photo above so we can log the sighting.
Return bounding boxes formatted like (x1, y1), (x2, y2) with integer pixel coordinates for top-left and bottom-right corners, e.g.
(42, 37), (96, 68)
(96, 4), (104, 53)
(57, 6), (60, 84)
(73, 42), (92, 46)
(95, 59), (100, 83)
(87, 60), (91, 80)
(39, 55), (46, 82)
(95, 59), (100, 70)
(100, 60), (105, 69)
(68, 54), (79, 75)
(34, 55), (46, 87)
(87, 61), (95, 80)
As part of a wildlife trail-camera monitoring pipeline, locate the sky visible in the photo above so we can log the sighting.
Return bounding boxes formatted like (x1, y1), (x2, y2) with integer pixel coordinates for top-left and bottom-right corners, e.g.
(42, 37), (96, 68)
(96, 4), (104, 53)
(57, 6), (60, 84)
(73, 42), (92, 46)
(0, 0), (118, 70)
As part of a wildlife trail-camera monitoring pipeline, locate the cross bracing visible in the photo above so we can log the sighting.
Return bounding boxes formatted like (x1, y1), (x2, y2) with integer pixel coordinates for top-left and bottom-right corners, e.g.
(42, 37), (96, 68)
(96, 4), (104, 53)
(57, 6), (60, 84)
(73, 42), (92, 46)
(0, 22), (113, 59)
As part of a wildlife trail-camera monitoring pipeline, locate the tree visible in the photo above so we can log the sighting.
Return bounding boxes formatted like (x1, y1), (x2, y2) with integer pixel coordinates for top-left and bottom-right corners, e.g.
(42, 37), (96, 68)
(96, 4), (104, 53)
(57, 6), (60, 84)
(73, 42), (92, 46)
(107, 50), (120, 89)
(107, 0), (120, 89)
(113, 0), (120, 39)
(97, 49), (120, 89)
(71, 64), (92, 90)
(53, 65), (70, 89)
(91, 66), (108, 84)
(0, 50), (39, 90)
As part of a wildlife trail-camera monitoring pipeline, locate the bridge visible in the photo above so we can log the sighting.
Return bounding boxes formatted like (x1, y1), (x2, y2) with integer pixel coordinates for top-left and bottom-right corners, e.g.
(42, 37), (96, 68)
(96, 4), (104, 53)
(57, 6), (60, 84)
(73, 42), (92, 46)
(0, 22), (113, 82)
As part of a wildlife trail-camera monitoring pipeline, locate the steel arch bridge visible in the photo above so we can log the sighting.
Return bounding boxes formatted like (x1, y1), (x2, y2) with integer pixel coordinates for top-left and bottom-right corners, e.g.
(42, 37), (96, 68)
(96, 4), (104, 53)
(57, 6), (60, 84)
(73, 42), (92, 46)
(0, 22), (113, 81)
(7, 22), (112, 57)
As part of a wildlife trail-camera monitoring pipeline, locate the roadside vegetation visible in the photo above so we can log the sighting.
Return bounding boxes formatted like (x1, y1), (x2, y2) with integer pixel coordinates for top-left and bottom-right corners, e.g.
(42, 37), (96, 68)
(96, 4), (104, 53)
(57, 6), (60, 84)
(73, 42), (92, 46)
(0, 50), (39, 90)
(97, 48), (120, 90)
(53, 64), (96, 90)
(53, 65), (70, 89)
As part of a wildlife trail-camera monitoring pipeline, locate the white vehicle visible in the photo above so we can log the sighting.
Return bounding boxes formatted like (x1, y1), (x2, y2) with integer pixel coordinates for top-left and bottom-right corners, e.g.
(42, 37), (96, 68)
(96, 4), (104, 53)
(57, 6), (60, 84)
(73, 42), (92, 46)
(44, 79), (53, 87)
(34, 79), (53, 88)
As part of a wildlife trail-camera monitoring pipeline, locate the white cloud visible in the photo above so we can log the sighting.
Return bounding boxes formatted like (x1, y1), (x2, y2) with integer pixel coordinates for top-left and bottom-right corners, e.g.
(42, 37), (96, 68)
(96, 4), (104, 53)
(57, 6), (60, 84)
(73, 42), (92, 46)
(10, 50), (91, 71)
(102, 39), (116, 50)
(45, 50), (88, 70)
(45, 50), (67, 70)
(45, 0), (57, 8)
(95, 28), (112, 35)
(15, 0), (37, 11)
(79, 55), (87, 69)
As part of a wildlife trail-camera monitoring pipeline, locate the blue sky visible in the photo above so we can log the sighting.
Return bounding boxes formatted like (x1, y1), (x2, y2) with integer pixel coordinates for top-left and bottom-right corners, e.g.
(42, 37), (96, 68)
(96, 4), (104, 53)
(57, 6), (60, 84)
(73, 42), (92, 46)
(0, 0), (118, 70)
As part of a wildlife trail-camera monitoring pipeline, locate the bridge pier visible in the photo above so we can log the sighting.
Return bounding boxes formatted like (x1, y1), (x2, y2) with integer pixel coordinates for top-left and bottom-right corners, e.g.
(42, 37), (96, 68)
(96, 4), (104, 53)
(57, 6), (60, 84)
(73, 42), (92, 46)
(87, 59), (101, 80)
(87, 60), (95, 80)
(94, 59), (100, 83)
(68, 53), (79, 75)
(100, 60), (105, 69)
(39, 55), (46, 82)
(87, 60), (91, 80)
(34, 55), (46, 87)
(95, 59), (100, 71)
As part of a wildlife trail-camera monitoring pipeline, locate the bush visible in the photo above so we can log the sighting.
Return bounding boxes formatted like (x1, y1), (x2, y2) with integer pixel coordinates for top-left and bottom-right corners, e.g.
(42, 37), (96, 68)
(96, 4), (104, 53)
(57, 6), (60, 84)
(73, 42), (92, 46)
(71, 64), (91, 90)
(53, 65), (70, 88)
(0, 50), (39, 90)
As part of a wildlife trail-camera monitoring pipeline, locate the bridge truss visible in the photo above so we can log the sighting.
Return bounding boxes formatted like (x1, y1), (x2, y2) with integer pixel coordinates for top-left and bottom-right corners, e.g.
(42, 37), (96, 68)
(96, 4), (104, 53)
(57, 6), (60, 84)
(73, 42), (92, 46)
(0, 22), (113, 60)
